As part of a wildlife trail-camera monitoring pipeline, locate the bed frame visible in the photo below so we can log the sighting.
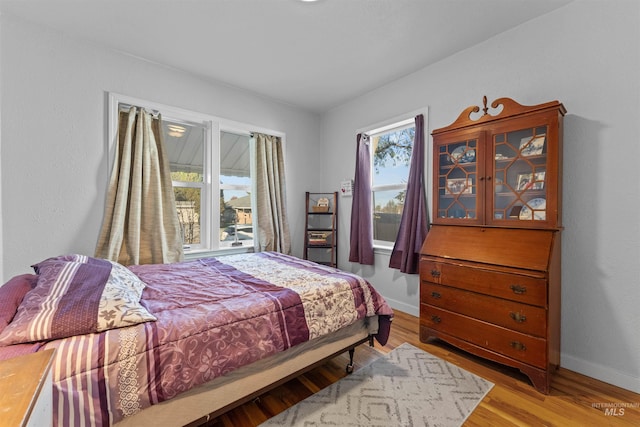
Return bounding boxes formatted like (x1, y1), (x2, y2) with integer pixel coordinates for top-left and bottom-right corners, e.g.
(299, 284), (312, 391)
(116, 316), (378, 426)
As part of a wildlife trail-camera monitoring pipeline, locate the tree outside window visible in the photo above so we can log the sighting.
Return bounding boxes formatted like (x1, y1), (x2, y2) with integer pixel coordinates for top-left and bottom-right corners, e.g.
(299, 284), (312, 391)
(371, 124), (415, 246)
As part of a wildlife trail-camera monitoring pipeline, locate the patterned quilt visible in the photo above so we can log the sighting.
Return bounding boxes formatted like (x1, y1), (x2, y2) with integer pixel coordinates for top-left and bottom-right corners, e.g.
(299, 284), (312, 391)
(21, 252), (391, 426)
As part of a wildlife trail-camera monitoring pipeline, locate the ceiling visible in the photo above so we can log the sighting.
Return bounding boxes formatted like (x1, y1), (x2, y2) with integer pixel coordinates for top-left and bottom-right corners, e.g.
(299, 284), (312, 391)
(0, 0), (572, 113)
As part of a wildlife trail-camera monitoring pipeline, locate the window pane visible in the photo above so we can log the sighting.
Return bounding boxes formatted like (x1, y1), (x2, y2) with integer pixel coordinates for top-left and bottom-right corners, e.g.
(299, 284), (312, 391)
(163, 118), (206, 248)
(373, 189), (404, 243)
(372, 126), (414, 186)
(221, 131), (251, 179)
(219, 131), (253, 247)
(163, 119), (205, 182)
(220, 189), (253, 247)
(174, 187), (201, 246)
(371, 125), (413, 245)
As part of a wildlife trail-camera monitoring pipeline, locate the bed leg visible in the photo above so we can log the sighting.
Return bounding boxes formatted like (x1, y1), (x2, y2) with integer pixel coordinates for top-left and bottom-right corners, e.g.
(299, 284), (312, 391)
(346, 348), (355, 374)
(368, 335), (374, 347)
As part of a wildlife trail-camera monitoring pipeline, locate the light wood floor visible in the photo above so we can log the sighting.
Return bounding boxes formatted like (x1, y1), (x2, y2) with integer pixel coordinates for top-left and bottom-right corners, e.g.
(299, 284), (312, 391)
(208, 310), (639, 426)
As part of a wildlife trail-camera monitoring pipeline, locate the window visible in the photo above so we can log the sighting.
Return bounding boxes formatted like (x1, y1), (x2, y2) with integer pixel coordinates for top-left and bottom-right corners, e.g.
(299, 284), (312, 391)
(218, 131), (253, 248)
(109, 93), (279, 254)
(368, 118), (415, 248)
(162, 117), (208, 249)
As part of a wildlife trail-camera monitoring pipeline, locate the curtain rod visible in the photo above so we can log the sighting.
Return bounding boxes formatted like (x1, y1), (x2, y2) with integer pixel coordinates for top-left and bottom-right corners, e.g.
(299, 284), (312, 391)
(119, 102), (260, 138)
(118, 103), (160, 116)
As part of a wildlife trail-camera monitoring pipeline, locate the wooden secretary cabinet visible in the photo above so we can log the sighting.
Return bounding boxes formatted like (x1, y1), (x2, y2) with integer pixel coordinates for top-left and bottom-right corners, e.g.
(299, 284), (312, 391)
(420, 97), (565, 394)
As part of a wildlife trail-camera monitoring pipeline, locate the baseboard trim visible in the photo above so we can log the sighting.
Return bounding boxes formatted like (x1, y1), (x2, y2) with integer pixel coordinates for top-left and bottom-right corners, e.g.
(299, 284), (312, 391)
(561, 353), (639, 393)
(384, 298), (418, 317)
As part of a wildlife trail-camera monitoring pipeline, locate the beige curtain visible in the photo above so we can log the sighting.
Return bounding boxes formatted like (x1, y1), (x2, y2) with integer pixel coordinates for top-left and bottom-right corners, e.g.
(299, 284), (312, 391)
(95, 106), (184, 265)
(254, 133), (291, 254)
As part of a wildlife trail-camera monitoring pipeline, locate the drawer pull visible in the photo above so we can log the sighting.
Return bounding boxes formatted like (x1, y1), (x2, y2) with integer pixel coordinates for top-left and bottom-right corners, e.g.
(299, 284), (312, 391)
(509, 311), (527, 323)
(510, 341), (527, 351)
(430, 269), (441, 278)
(431, 315), (442, 324)
(431, 291), (442, 299)
(510, 284), (527, 295)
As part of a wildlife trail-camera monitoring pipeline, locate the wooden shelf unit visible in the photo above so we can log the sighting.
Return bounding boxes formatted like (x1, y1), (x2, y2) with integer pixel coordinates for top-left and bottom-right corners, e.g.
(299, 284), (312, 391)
(303, 192), (338, 268)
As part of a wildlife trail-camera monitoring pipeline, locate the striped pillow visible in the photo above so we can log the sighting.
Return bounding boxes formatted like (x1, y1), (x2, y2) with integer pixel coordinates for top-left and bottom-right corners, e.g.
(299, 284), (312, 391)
(0, 255), (155, 346)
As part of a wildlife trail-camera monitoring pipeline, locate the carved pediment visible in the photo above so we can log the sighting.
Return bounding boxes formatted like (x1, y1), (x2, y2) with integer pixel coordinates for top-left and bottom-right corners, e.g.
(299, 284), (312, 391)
(433, 96), (566, 135)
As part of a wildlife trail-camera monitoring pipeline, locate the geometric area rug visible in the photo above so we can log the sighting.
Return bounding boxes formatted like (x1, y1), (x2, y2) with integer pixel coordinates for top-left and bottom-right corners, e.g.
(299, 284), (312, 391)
(260, 342), (494, 427)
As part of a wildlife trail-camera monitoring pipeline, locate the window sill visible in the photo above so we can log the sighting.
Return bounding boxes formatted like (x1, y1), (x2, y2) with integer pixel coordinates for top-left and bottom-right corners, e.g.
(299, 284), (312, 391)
(184, 246), (255, 260)
(373, 245), (393, 256)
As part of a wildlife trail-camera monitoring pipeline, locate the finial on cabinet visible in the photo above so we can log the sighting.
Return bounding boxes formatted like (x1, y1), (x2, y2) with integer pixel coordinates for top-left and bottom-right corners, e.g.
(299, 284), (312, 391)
(433, 97), (565, 135)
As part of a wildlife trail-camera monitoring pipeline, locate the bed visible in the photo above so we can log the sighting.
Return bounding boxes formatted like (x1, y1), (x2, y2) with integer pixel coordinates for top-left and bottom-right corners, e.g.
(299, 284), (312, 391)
(0, 251), (393, 427)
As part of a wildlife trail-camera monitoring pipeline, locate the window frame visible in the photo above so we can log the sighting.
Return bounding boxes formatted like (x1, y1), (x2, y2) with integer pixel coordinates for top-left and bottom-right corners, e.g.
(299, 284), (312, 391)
(107, 93), (284, 257)
(359, 109), (428, 251)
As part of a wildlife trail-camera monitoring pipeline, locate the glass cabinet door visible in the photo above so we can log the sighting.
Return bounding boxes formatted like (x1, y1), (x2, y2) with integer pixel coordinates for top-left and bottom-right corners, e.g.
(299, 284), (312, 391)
(435, 134), (481, 222)
(490, 125), (550, 225)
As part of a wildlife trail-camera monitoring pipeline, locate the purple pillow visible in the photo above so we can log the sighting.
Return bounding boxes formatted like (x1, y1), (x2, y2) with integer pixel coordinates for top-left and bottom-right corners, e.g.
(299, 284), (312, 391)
(0, 274), (37, 333)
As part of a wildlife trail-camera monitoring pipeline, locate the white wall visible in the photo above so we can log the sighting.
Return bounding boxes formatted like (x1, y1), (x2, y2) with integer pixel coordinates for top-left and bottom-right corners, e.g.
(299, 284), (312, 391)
(0, 14), (321, 279)
(321, 0), (640, 393)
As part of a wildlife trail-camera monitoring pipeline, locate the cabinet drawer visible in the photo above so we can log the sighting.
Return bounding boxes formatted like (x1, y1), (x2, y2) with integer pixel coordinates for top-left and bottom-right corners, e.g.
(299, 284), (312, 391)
(421, 283), (547, 337)
(421, 260), (547, 307)
(421, 305), (547, 368)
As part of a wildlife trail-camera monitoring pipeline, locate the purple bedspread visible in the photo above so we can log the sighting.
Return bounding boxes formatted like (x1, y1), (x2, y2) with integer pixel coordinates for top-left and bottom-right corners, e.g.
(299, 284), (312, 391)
(4, 252), (392, 426)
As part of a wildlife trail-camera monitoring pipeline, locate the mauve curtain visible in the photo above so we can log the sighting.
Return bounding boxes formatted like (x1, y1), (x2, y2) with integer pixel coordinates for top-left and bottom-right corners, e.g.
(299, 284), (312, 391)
(389, 114), (428, 273)
(349, 133), (374, 265)
(254, 133), (292, 254)
(95, 106), (184, 265)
